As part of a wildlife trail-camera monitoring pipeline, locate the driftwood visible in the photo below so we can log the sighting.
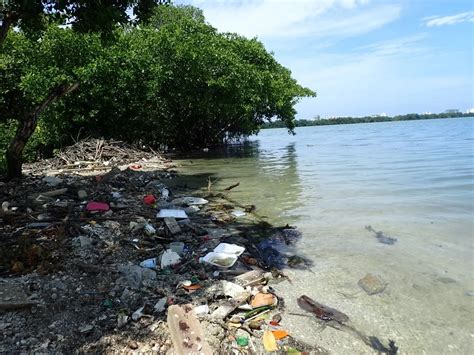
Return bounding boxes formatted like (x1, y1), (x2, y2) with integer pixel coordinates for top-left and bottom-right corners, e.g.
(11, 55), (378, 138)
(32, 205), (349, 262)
(224, 182), (240, 191)
(298, 295), (398, 354)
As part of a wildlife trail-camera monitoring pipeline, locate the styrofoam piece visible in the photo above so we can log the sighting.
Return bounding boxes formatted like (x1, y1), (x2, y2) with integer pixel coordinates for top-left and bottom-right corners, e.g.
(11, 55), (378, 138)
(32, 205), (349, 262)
(213, 243), (245, 256)
(156, 209), (188, 219)
(171, 197), (209, 206)
(200, 252), (238, 268)
(231, 210), (246, 217)
(161, 249), (181, 268)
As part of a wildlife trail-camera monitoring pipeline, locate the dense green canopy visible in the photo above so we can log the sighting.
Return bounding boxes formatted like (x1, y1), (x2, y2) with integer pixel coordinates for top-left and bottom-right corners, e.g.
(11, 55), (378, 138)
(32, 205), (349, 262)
(0, 4), (315, 178)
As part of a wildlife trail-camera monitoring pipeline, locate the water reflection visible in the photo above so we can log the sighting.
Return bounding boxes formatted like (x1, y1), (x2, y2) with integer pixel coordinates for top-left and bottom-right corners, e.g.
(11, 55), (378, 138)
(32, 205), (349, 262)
(176, 141), (302, 225)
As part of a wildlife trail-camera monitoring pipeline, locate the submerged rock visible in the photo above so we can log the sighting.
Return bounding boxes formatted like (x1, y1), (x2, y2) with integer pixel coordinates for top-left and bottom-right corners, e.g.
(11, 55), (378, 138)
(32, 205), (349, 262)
(358, 273), (387, 295)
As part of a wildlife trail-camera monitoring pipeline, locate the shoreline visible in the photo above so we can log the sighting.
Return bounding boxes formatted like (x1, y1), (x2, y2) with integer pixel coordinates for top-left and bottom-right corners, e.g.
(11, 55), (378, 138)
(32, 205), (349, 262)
(0, 139), (330, 353)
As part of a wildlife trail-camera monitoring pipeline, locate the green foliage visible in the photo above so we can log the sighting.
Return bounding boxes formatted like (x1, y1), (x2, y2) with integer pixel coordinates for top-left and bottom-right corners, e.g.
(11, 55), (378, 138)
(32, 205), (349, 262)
(0, 4), (315, 168)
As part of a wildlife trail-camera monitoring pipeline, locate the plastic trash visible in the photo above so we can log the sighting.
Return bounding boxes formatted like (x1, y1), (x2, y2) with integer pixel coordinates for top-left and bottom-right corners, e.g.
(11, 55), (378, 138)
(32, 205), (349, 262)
(263, 330), (278, 352)
(213, 243), (245, 256)
(144, 223), (156, 235)
(231, 210), (246, 218)
(193, 304), (210, 316)
(143, 194), (156, 205)
(132, 306), (145, 321)
(200, 252), (238, 268)
(140, 258), (157, 269)
(161, 249), (181, 268)
(160, 188), (170, 200)
(236, 336), (249, 346)
(154, 297), (167, 313)
(86, 201), (110, 212)
(156, 209), (188, 219)
(171, 197), (209, 206)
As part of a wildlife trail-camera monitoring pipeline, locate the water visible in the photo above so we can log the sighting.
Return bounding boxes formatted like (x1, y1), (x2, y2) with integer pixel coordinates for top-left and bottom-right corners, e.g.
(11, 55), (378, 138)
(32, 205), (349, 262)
(176, 117), (474, 353)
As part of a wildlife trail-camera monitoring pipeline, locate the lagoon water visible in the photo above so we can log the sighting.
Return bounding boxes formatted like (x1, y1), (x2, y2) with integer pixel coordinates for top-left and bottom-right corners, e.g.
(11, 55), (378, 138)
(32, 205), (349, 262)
(176, 117), (474, 353)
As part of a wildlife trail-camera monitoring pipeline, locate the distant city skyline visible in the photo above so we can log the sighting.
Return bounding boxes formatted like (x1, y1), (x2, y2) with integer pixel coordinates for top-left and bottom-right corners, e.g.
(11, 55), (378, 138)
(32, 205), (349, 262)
(177, 0), (473, 118)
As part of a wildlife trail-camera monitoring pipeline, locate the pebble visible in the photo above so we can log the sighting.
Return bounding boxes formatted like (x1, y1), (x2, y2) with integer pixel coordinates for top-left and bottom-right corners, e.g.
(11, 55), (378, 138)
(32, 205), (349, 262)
(128, 340), (138, 349)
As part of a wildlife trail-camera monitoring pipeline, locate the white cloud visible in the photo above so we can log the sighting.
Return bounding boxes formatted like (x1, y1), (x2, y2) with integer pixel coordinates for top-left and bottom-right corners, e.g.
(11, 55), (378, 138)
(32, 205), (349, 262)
(423, 11), (474, 27)
(182, 0), (401, 41)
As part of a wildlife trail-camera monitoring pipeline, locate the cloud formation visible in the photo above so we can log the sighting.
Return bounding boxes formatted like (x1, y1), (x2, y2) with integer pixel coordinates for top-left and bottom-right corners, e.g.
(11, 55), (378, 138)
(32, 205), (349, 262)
(186, 0), (401, 41)
(424, 11), (474, 27)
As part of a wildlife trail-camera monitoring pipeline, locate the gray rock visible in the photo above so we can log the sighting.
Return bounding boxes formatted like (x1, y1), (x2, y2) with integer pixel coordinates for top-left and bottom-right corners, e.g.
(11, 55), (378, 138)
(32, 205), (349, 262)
(358, 273), (387, 295)
(77, 190), (88, 200)
(42, 176), (63, 186)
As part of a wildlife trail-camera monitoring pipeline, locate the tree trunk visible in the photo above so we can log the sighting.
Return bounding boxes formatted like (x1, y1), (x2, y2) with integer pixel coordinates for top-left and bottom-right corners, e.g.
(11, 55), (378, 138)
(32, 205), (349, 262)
(5, 83), (79, 180)
(0, 13), (13, 45)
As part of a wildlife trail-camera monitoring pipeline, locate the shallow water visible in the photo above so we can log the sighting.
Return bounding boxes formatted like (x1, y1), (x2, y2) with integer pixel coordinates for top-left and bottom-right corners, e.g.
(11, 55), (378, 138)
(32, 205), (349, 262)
(176, 117), (474, 353)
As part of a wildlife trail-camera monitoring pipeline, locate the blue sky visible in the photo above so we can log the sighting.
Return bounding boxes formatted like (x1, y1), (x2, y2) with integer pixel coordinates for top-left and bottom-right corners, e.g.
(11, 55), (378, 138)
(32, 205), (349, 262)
(175, 0), (473, 118)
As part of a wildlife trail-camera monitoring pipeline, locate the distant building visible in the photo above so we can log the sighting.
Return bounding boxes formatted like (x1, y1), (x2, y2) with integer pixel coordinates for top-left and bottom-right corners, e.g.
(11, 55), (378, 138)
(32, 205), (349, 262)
(445, 109), (460, 114)
(371, 113), (387, 118)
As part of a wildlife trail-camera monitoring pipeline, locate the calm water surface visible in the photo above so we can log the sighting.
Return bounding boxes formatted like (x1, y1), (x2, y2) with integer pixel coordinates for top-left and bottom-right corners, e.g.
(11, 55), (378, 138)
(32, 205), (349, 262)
(177, 117), (474, 353)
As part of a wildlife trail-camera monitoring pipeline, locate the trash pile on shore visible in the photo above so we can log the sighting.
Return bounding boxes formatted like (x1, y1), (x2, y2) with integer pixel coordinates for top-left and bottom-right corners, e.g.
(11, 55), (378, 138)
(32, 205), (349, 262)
(0, 139), (320, 353)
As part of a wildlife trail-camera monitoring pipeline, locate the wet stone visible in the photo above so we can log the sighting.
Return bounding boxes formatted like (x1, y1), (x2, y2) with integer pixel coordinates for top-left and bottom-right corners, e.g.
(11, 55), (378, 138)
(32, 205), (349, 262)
(358, 273), (387, 295)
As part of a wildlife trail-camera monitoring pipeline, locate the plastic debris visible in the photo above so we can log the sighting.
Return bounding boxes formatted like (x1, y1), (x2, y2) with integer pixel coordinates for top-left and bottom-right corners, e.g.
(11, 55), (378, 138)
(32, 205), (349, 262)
(132, 306), (145, 321)
(231, 210), (246, 218)
(161, 249), (181, 269)
(143, 194), (156, 205)
(139, 258), (157, 269)
(272, 330), (289, 340)
(156, 209), (188, 219)
(200, 252), (238, 268)
(154, 297), (167, 313)
(171, 197), (209, 206)
(167, 305), (213, 355)
(250, 293), (277, 308)
(144, 223), (156, 236)
(236, 336), (249, 346)
(263, 330), (278, 352)
(86, 201), (110, 212)
(213, 243), (245, 256)
(193, 304), (210, 316)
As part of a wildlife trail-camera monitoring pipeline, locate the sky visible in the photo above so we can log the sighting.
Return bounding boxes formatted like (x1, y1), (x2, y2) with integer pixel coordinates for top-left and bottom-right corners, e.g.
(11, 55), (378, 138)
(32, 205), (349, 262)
(175, 0), (473, 118)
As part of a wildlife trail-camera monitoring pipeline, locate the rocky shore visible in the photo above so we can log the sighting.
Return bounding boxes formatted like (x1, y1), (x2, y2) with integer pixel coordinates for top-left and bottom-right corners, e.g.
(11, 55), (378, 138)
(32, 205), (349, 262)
(0, 139), (328, 354)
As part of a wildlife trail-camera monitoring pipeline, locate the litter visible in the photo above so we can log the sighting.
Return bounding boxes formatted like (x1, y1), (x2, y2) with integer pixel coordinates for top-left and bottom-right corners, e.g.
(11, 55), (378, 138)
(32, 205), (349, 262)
(231, 210), (246, 218)
(86, 201), (110, 212)
(143, 194), (156, 205)
(161, 249), (181, 268)
(200, 252), (238, 268)
(213, 243), (245, 256)
(171, 197), (209, 206)
(156, 209), (188, 219)
(139, 258), (157, 269)
(263, 330), (278, 352)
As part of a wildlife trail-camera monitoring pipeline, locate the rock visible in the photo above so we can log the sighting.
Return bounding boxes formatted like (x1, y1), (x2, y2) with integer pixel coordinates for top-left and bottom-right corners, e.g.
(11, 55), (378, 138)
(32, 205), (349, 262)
(77, 190), (88, 200)
(117, 315), (129, 329)
(128, 340), (139, 350)
(0, 280), (36, 310)
(42, 176), (63, 186)
(79, 324), (94, 334)
(1, 201), (9, 212)
(465, 290), (474, 297)
(73, 236), (92, 248)
(358, 274), (387, 295)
